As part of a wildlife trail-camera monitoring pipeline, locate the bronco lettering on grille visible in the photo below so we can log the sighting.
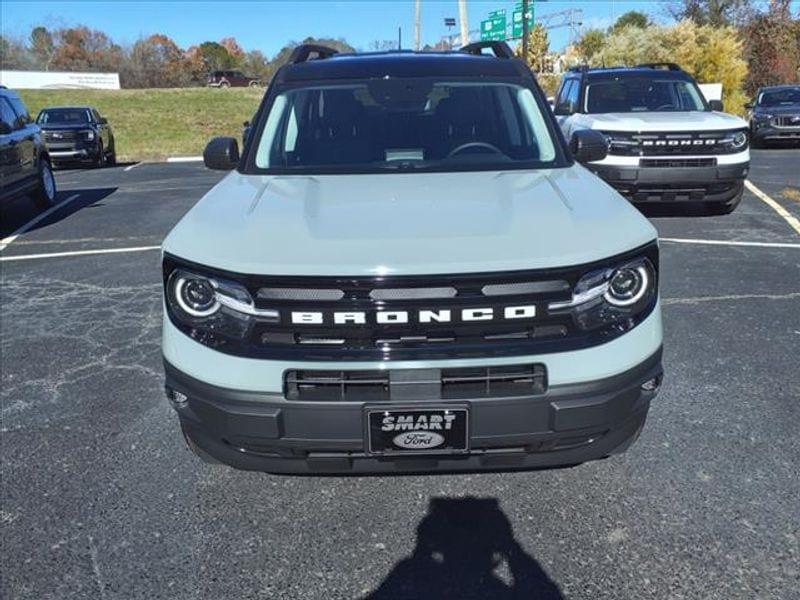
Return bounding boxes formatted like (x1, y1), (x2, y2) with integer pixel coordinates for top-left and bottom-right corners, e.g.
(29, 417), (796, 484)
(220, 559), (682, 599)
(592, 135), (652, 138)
(290, 305), (537, 325)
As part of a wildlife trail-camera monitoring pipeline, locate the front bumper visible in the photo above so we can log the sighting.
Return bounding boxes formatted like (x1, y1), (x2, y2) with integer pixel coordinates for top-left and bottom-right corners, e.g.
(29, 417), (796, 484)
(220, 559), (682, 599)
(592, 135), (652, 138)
(751, 124), (800, 143)
(589, 162), (749, 204)
(46, 144), (100, 162)
(165, 348), (663, 474)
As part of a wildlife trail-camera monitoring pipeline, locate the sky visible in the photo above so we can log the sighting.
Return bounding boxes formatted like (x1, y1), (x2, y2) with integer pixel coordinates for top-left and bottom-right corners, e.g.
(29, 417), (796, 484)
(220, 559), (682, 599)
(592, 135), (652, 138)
(1, 0), (798, 56)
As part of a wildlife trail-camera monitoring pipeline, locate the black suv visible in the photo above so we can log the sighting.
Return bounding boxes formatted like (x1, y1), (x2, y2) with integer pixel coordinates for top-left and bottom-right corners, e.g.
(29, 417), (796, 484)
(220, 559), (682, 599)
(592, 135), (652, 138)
(36, 106), (116, 168)
(0, 87), (56, 208)
(747, 85), (800, 147)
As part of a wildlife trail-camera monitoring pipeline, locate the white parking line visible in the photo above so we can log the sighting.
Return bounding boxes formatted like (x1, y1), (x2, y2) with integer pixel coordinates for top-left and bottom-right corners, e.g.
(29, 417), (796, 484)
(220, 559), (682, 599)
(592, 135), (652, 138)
(124, 162), (142, 172)
(0, 245), (161, 262)
(745, 180), (800, 236)
(166, 156), (203, 163)
(0, 193), (81, 252)
(661, 237), (800, 249)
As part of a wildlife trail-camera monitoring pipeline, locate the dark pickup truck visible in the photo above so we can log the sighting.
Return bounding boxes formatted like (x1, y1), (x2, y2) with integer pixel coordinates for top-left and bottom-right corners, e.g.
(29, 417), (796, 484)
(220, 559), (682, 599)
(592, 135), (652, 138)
(36, 106), (116, 168)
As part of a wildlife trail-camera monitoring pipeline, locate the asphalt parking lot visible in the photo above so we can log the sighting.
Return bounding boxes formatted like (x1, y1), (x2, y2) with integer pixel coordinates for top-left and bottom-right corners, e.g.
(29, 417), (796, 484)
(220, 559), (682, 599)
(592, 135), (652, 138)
(1, 149), (799, 599)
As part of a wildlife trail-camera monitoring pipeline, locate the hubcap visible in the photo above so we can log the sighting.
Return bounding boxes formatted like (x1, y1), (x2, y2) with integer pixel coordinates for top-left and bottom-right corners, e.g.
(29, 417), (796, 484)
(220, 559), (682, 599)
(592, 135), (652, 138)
(42, 164), (55, 200)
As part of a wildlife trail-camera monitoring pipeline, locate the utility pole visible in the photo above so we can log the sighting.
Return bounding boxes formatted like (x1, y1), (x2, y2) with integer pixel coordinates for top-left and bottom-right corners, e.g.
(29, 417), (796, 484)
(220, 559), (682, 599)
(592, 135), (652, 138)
(414, 0), (421, 51)
(458, 0), (469, 47)
(522, 0), (529, 62)
(398, 26), (402, 50)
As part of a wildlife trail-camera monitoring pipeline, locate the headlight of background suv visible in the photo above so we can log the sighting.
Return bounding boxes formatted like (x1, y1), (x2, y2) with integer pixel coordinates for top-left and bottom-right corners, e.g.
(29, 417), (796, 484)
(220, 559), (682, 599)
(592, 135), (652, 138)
(166, 268), (278, 347)
(83, 130), (96, 141)
(548, 256), (657, 332)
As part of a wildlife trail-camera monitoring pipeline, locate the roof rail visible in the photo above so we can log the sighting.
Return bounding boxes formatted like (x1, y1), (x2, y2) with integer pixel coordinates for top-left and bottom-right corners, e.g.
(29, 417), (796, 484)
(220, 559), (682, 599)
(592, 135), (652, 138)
(567, 64), (589, 73)
(288, 44), (339, 65)
(460, 41), (514, 59)
(636, 62), (683, 72)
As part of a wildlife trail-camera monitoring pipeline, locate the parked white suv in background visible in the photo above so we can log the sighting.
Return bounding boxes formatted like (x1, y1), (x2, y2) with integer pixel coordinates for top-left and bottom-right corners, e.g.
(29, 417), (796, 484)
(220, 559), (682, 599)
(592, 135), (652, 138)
(555, 63), (750, 215)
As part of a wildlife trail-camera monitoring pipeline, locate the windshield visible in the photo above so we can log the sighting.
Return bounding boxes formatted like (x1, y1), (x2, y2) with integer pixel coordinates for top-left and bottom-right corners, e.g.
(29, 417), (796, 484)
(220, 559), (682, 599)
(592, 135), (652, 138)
(37, 108), (91, 124)
(585, 78), (706, 113)
(253, 80), (557, 173)
(758, 87), (800, 107)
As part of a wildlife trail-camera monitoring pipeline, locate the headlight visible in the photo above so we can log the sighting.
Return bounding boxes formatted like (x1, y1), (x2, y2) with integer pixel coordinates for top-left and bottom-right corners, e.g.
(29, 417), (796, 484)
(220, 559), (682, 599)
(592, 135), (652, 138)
(166, 268), (278, 344)
(174, 274), (219, 317)
(548, 257), (657, 331)
(599, 131), (638, 155)
(754, 113), (773, 122)
(83, 130), (95, 141)
(605, 264), (649, 306)
(730, 131), (748, 149)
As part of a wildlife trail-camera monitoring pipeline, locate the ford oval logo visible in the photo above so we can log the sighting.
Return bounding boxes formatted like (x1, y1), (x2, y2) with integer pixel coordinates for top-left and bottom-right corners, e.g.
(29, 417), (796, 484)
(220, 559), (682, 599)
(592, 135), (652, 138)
(392, 431), (445, 450)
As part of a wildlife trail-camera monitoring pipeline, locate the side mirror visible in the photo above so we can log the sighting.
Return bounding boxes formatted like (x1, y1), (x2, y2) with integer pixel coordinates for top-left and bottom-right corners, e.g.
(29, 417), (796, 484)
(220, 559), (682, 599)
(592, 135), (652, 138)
(203, 136), (239, 170)
(98, 117), (108, 124)
(570, 130), (608, 164)
(708, 99), (724, 112)
(744, 102), (754, 110)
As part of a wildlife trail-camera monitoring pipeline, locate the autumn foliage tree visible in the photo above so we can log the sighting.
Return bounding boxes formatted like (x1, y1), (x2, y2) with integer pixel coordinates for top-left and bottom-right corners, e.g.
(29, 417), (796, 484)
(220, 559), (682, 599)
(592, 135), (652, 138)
(50, 26), (123, 72)
(742, 0), (800, 93)
(515, 24), (550, 72)
(125, 34), (189, 88)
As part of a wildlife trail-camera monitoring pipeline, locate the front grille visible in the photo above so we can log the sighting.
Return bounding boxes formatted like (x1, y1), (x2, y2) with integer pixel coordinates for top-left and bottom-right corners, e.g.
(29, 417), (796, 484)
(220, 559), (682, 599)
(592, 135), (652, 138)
(164, 243), (658, 361)
(774, 115), (800, 128)
(284, 363), (547, 401)
(606, 130), (744, 156)
(640, 158), (717, 168)
(44, 130), (78, 142)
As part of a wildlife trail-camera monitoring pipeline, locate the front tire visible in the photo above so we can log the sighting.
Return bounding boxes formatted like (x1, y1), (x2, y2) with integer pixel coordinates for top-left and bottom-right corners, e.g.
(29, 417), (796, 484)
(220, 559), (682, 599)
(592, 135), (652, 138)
(219, 80), (230, 89)
(107, 141), (117, 166)
(94, 142), (106, 168)
(31, 159), (57, 209)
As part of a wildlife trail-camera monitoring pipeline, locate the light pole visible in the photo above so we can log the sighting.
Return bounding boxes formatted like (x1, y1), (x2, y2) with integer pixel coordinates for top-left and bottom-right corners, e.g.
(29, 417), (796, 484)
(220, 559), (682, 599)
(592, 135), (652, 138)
(458, 0), (469, 46)
(414, 0), (421, 51)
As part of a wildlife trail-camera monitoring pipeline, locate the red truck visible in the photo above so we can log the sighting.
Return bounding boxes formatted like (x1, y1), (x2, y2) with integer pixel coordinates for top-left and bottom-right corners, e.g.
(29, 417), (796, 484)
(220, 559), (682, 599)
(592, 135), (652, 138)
(207, 70), (261, 88)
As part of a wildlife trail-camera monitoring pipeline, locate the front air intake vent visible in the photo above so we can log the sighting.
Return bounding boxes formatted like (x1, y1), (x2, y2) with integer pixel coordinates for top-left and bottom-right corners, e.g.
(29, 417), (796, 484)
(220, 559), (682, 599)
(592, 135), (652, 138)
(284, 364), (547, 402)
(441, 364), (547, 399)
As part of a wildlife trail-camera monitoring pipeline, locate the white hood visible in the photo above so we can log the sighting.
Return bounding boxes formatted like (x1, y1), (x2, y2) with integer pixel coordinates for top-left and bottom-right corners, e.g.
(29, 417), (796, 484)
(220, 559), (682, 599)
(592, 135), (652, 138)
(583, 111), (747, 132)
(163, 165), (656, 277)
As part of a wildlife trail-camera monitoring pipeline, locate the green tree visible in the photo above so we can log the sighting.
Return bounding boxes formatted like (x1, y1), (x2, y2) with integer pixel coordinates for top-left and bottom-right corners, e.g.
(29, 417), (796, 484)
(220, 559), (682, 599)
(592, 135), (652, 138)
(198, 41), (235, 72)
(610, 11), (651, 33)
(576, 29), (606, 63)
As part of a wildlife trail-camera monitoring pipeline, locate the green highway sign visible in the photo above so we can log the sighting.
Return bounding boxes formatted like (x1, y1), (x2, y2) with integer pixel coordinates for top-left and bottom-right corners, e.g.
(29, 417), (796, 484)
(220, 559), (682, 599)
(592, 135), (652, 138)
(512, 9), (533, 38)
(481, 9), (507, 41)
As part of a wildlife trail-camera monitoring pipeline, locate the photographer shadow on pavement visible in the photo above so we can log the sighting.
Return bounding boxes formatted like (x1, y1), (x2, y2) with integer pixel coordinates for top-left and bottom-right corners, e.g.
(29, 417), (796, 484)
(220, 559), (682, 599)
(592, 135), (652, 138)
(364, 496), (564, 600)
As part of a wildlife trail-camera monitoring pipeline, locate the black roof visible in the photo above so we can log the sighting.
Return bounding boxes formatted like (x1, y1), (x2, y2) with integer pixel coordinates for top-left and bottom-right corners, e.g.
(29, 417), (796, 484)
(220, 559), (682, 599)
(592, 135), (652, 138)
(574, 67), (694, 82)
(279, 51), (528, 82)
(758, 84), (800, 91)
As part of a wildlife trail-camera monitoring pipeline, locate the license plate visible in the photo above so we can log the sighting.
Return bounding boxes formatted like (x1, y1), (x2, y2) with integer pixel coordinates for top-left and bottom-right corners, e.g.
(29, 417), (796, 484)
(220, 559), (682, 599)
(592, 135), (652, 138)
(366, 407), (469, 455)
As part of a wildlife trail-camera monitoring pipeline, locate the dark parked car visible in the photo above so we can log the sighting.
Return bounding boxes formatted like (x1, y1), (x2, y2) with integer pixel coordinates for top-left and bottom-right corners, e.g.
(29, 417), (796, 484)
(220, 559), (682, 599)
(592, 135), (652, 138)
(207, 70), (261, 88)
(747, 85), (800, 147)
(0, 86), (56, 208)
(36, 106), (116, 168)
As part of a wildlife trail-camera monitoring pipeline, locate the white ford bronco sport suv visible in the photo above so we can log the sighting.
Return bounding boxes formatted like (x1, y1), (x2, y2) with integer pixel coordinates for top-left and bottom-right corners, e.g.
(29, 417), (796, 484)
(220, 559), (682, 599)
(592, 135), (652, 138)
(555, 63), (749, 215)
(162, 43), (663, 474)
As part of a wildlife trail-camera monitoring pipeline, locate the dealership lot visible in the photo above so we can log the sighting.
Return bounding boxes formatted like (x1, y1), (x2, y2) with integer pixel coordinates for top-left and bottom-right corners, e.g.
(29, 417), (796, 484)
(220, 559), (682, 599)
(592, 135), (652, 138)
(1, 150), (799, 599)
